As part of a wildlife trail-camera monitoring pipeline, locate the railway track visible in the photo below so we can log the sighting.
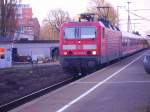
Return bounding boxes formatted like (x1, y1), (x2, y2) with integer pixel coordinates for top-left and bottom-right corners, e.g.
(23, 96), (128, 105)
(0, 76), (76, 112)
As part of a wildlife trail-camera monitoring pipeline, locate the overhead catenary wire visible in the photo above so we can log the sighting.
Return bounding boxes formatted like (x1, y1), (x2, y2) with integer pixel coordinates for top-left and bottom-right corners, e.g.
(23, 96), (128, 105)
(123, 7), (150, 22)
(126, 8), (150, 32)
(129, 11), (150, 22)
(130, 9), (150, 11)
(120, 18), (146, 21)
(119, 6), (150, 32)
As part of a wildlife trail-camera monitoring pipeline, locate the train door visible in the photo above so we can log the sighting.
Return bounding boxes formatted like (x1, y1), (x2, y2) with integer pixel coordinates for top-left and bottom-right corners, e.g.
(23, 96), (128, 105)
(100, 28), (108, 64)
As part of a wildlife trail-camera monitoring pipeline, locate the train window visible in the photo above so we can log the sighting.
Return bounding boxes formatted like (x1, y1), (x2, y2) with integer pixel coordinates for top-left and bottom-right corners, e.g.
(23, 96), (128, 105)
(80, 27), (96, 39)
(64, 26), (96, 39)
(64, 28), (76, 39)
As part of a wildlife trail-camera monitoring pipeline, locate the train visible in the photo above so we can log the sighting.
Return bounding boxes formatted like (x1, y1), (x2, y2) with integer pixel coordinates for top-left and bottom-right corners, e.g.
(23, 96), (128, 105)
(59, 16), (148, 76)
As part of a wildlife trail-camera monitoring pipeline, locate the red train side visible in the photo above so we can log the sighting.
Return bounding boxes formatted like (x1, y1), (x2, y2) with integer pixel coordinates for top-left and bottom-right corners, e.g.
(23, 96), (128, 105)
(59, 21), (147, 75)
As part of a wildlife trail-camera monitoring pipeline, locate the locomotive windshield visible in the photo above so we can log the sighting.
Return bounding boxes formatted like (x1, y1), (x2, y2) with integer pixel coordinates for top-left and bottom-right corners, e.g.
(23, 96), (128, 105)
(64, 27), (96, 39)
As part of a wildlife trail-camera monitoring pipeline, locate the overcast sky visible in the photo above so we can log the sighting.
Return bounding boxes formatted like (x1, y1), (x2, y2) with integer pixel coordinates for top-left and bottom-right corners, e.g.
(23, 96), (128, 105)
(22, 0), (150, 34)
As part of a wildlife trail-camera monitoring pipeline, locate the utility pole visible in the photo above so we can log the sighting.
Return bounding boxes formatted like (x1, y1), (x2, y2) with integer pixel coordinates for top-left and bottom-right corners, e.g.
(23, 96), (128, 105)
(117, 6), (125, 28)
(127, 2), (131, 32)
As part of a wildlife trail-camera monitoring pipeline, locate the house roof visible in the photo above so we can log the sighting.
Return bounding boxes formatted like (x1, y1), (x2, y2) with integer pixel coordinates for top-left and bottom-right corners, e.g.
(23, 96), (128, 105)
(0, 39), (59, 44)
(13, 40), (59, 44)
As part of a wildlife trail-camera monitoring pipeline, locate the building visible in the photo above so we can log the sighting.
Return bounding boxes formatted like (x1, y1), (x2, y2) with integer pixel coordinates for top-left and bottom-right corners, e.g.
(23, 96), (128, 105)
(12, 40), (59, 62)
(15, 4), (40, 40)
(0, 40), (59, 68)
(0, 41), (12, 68)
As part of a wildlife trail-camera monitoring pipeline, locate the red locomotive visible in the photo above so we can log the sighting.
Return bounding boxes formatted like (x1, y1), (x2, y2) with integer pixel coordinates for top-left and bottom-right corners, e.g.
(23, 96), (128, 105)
(59, 14), (147, 75)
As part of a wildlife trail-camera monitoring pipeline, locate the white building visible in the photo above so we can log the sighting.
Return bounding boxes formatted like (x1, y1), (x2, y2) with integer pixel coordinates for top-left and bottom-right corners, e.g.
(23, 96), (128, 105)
(0, 40), (59, 68)
(13, 40), (59, 62)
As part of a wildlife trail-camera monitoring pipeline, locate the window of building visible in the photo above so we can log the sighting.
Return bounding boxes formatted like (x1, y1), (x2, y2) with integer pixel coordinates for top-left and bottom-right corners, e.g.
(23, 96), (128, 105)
(0, 48), (5, 60)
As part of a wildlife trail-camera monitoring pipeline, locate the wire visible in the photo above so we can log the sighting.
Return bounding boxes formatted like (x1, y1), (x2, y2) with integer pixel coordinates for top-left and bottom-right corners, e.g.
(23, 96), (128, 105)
(122, 6), (150, 31)
(129, 11), (150, 22)
(130, 9), (150, 11)
(123, 7), (150, 22)
(119, 19), (144, 21)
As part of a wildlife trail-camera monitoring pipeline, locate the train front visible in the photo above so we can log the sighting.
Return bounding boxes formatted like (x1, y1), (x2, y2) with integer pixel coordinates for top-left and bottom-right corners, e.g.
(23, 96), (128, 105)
(59, 22), (101, 75)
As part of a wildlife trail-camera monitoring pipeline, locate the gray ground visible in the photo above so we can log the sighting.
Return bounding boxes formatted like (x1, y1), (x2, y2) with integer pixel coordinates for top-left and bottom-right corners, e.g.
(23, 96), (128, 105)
(0, 64), (71, 105)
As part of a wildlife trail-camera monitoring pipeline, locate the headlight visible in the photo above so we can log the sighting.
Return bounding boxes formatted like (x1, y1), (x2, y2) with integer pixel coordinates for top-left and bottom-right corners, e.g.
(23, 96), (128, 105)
(92, 51), (96, 55)
(64, 52), (67, 55)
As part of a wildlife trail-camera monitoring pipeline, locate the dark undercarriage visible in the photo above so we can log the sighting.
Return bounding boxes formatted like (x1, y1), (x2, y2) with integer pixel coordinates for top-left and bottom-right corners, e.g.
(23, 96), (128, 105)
(60, 56), (100, 75)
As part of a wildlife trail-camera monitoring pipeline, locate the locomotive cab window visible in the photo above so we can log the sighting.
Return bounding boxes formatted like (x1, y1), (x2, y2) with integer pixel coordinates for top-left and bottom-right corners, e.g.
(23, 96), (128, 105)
(64, 27), (76, 39)
(80, 27), (96, 39)
(64, 26), (96, 39)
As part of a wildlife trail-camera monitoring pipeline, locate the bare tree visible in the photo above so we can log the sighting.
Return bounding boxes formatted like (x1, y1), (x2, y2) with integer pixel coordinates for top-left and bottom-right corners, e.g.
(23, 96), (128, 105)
(40, 22), (51, 40)
(45, 9), (71, 32)
(87, 0), (118, 25)
(0, 0), (20, 39)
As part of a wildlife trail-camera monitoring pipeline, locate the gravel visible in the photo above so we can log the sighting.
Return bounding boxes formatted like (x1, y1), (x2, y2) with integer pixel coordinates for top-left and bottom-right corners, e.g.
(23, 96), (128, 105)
(0, 64), (71, 105)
